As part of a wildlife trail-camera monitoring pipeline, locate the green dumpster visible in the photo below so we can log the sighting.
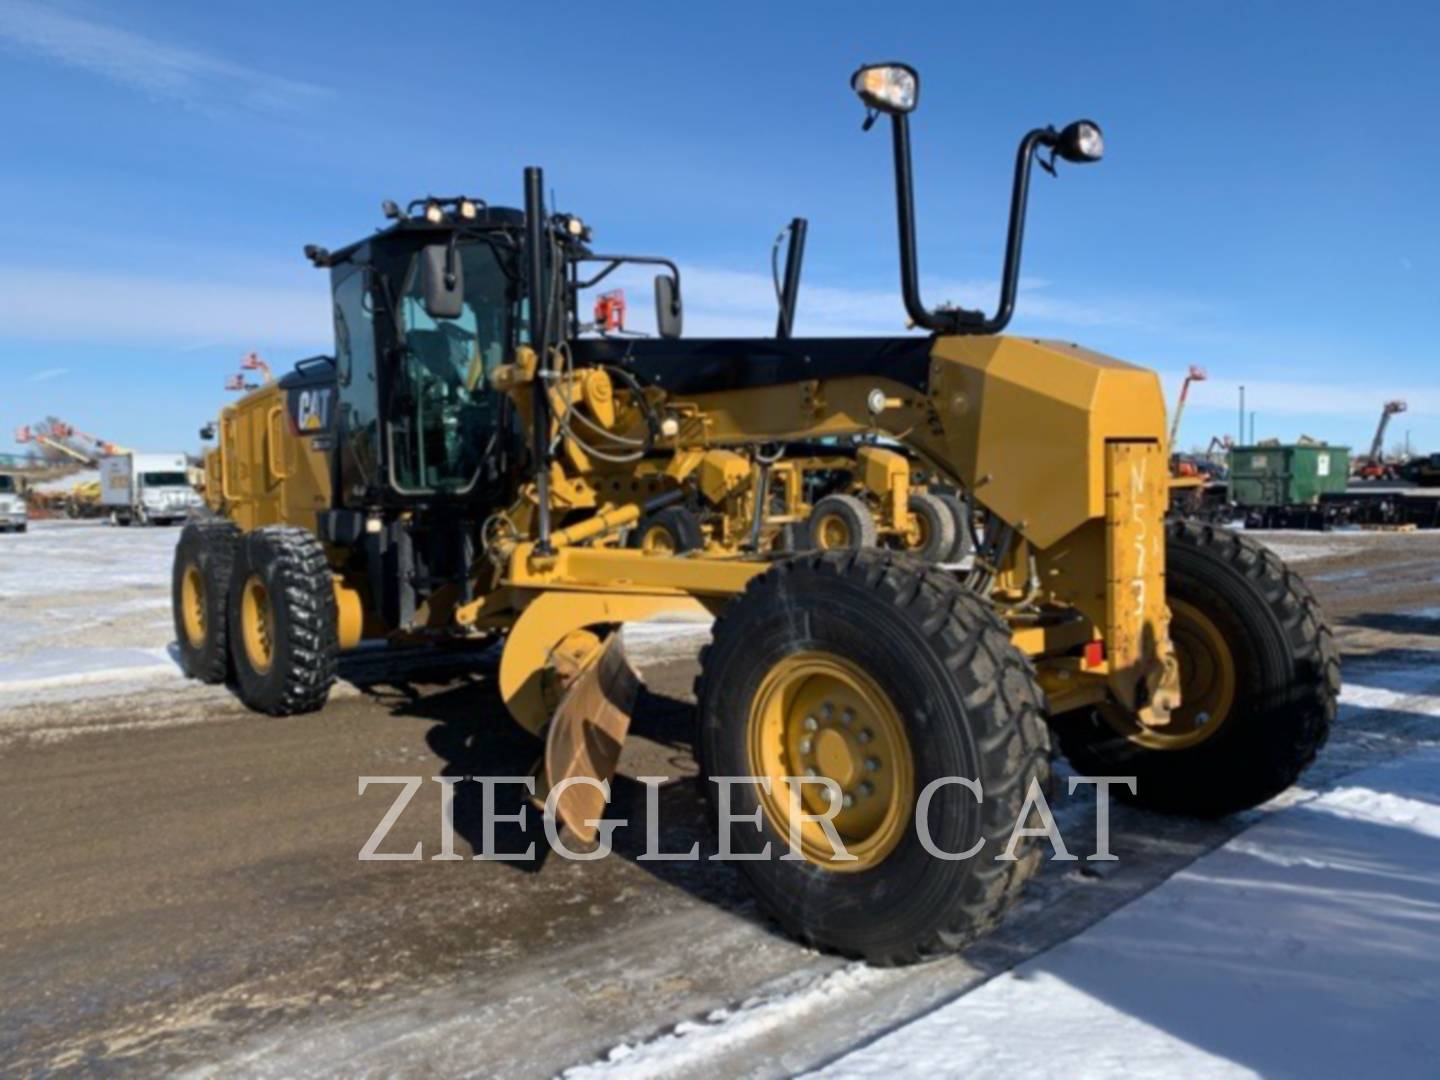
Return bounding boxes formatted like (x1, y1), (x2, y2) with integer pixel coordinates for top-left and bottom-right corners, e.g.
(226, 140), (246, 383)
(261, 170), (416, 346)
(1227, 444), (1350, 508)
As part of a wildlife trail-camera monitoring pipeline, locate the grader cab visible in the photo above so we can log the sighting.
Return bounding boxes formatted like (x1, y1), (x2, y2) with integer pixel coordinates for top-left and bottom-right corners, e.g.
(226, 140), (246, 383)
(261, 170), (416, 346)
(175, 63), (1336, 963)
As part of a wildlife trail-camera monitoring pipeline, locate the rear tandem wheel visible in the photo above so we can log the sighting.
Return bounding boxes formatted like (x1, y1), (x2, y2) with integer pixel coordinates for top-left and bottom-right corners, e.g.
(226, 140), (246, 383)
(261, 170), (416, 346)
(171, 520), (240, 684)
(227, 526), (339, 716)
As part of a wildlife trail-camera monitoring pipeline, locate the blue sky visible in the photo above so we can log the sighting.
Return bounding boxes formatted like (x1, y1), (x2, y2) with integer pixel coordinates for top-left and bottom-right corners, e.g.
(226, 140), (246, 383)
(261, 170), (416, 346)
(1, 0), (1437, 457)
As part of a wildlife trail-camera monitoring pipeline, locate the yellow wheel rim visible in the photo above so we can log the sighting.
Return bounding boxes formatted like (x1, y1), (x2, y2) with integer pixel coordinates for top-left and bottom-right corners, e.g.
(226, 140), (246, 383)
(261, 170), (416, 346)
(814, 514), (852, 550)
(640, 524), (676, 554)
(746, 651), (914, 872)
(240, 573), (276, 675)
(180, 564), (207, 648)
(906, 511), (930, 551)
(1103, 598), (1238, 750)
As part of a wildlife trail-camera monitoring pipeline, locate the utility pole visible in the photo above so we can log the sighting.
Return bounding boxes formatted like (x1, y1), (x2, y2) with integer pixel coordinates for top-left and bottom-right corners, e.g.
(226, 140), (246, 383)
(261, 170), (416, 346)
(1239, 385), (1246, 445)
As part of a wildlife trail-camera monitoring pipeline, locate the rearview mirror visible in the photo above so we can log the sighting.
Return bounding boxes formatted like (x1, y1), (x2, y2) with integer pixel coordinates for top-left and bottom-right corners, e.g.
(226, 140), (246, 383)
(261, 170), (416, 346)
(655, 274), (682, 339)
(420, 244), (464, 320)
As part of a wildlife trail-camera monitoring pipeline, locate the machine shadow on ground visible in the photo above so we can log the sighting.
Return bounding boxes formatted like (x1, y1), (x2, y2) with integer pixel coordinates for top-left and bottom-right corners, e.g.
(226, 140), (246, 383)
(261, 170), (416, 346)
(345, 663), (766, 923)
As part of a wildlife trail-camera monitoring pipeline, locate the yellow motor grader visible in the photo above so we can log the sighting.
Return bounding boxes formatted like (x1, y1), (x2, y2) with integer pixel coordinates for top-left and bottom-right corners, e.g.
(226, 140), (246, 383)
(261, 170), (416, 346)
(175, 63), (1336, 963)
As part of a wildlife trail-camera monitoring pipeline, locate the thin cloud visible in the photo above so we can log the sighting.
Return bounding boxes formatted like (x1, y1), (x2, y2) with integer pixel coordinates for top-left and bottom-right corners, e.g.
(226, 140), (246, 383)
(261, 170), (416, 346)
(0, 266), (331, 349)
(586, 263), (1210, 339)
(27, 367), (69, 383)
(0, 0), (329, 112)
(0, 258), (1204, 354)
(1161, 369), (1440, 419)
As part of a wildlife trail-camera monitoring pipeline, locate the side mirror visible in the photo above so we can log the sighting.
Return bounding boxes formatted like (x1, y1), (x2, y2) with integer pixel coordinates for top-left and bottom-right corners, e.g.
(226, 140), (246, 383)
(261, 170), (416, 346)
(199, 423), (216, 441)
(655, 274), (682, 339)
(420, 244), (464, 320)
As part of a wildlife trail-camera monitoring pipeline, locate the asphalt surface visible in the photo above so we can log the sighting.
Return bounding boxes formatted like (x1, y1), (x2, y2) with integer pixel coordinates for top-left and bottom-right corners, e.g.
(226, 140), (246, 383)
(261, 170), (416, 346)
(2, 529), (1439, 1076)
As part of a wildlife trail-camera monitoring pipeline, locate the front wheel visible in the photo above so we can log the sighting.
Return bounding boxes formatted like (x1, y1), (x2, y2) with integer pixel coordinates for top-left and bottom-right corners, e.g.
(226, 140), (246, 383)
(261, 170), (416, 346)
(897, 492), (957, 562)
(806, 493), (877, 551)
(696, 549), (1051, 964)
(626, 505), (704, 555)
(1055, 520), (1338, 816)
(931, 491), (974, 562)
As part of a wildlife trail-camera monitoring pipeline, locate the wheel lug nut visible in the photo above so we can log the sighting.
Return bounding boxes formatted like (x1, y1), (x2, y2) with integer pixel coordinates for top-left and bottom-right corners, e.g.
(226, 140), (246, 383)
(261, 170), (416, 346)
(799, 737), (813, 754)
(857, 729), (873, 744)
(804, 767), (818, 778)
(842, 794), (855, 809)
(841, 708), (855, 726)
(803, 715), (818, 732)
(1194, 711), (1210, 728)
(865, 757), (880, 772)
(820, 703), (834, 720)
(858, 781), (874, 797)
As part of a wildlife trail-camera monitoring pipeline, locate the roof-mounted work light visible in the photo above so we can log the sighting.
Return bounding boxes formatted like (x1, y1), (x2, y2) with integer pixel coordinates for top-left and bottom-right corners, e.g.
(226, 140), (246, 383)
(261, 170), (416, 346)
(851, 63), (919, 115)
(851, 59), (1105, 336)
(1054, 120), (1104, 164)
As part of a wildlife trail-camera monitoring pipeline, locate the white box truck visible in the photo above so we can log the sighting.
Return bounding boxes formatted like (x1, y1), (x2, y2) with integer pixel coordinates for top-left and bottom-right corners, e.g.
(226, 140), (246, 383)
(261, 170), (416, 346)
(0, 473), (26, 533)
(100, 453), (202, 526)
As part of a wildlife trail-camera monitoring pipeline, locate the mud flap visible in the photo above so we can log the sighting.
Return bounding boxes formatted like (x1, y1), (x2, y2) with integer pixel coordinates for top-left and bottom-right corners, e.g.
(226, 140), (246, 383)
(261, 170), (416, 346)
(534, 632), (641, 843)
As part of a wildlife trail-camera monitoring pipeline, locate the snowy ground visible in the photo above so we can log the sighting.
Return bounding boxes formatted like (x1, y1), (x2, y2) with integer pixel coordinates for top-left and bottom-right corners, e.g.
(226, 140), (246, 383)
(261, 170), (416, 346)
(811, 749), (1440, 1079)
(0, 520), (180, 701)
(1245, 527), (1438, 565)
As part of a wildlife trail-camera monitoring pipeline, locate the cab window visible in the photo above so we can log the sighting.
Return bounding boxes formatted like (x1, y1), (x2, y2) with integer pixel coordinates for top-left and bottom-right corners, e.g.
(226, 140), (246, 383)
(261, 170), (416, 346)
(389, 243), (517, 494)
(334, 267), (380, 500)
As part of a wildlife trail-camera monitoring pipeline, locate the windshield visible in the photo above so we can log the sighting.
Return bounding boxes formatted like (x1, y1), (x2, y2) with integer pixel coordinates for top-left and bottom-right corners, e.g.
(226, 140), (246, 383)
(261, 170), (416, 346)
(390, 241), (517, 494)
(0, 476), (15, 493)
(141, 472), (189, 487)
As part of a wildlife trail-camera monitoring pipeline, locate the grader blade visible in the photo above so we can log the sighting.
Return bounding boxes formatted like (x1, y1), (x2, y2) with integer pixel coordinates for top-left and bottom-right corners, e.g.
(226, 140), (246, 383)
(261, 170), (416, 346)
(537, 632), (640, 843)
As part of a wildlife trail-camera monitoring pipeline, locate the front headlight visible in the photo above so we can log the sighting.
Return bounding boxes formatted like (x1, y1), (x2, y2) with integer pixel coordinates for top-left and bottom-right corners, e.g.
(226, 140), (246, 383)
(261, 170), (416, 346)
(851, 63), (919, 115)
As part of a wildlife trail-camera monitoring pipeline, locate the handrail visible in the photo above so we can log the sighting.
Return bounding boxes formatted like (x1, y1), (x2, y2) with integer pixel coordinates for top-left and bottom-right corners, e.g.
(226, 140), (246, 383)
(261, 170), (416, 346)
(266, 406), (291, 482)
(219, 415), (236, 501)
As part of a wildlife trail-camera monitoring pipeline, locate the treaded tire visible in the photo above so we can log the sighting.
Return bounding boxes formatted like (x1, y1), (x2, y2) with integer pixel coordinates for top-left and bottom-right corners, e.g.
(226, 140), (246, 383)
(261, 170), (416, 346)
(932, 491), (974, 563)
(902, 492), (958, 563)
(172, 520), (240, 684)
(695, 548), (1052, 964)
(807, 493), (878, 550)
(227, 526), (339, 716)
(1056, 519), (1338, 815)
(626, 505), (704, 554)
(773, 520), (810, 554)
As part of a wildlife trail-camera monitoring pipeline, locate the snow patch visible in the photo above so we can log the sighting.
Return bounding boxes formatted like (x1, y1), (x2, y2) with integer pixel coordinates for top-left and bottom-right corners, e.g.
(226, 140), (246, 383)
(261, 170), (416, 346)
(810, 749), (1440, 1079)
(563, 967), (887, 1079)
(0, 645), (176, 689)
(1244, 528), (1426, 565)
